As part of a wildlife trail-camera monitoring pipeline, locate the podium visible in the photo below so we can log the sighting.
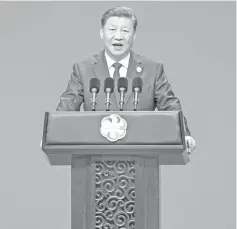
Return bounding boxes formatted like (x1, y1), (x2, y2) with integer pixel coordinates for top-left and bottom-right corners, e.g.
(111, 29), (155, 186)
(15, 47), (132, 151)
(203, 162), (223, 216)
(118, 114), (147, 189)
(41, 111), (190, 229)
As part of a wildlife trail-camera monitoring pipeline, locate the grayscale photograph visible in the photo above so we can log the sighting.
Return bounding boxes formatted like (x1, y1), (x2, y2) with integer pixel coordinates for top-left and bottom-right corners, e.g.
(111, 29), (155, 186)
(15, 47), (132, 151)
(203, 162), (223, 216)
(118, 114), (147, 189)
(0, 2), (235, 229)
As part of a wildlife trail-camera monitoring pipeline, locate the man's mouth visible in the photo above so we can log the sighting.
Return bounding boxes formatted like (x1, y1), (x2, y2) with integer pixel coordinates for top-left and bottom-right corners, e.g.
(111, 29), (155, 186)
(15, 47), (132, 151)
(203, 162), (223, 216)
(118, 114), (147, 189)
(113, 43), (123, 47)
(112, 43), (123, 50)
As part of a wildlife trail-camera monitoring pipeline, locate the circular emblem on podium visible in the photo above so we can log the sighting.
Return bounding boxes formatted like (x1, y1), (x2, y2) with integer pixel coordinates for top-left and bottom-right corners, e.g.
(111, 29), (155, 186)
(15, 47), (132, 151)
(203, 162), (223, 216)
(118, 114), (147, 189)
(100, 114), (127, 142)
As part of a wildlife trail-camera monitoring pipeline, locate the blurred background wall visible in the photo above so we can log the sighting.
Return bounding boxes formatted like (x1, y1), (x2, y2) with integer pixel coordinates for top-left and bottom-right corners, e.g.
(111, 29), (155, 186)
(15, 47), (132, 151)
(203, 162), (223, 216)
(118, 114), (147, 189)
(0, 2), (235, 229)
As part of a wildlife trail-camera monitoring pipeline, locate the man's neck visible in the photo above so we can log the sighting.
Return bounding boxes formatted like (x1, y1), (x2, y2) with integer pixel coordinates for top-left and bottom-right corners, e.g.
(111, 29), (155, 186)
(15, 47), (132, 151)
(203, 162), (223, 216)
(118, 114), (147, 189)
(105, 50), (130, 70)
(104, 50), (130, 62)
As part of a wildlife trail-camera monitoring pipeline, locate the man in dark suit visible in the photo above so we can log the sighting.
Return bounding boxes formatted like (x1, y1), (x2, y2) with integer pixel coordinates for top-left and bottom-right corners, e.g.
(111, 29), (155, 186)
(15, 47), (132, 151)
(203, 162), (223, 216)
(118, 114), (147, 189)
(56, 6), (196, 153)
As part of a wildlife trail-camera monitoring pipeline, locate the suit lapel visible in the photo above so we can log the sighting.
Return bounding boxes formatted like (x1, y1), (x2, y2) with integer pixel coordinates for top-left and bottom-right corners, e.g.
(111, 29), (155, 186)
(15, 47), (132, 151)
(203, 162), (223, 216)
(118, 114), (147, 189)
(124, 51), (143, 109)
(92, 50), (118, 110)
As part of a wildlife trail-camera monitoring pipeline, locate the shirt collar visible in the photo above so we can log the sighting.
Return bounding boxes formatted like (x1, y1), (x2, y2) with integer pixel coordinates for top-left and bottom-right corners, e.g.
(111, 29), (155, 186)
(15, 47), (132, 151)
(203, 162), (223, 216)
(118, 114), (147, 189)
(105, 51), (130, 69)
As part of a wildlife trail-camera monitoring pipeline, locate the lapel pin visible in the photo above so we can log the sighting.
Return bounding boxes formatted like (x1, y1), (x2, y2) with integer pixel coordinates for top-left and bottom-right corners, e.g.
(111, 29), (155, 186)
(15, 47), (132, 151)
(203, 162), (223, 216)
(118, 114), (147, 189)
(136, 66), (142, 73)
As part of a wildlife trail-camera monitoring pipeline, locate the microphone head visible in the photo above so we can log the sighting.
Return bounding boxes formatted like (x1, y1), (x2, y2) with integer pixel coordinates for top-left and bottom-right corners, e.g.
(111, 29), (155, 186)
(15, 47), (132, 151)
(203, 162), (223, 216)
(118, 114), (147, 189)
(118, 77), (128, 93)
(104, 77), (114, 93)
(89, 78), (100, 93)
(132, 77), (143, 92)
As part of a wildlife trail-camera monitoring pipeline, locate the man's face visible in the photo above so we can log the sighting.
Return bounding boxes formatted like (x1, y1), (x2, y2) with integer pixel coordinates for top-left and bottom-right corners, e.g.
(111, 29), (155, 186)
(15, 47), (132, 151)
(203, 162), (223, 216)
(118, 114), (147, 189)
(100, 16), (136, 61)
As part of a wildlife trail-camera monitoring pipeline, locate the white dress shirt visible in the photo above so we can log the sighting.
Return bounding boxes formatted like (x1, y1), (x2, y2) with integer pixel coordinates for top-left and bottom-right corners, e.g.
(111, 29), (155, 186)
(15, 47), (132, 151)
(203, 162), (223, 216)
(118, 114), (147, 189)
(105, 52), (130, 78)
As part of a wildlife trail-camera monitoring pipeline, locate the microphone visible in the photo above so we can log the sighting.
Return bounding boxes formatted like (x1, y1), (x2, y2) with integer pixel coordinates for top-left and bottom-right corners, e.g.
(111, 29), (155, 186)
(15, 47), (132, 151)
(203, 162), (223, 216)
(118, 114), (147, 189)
(89, 78), (100, 111)
(104, 77), (114, 111)
(118, 77), (128, 111)
(132, 77), (143, 111)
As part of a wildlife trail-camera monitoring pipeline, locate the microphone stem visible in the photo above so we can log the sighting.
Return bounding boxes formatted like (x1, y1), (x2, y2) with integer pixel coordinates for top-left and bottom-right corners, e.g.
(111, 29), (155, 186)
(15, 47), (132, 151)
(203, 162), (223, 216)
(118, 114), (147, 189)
(119, 88), (125, 111)
(133, 88), (140, 111)
(105, 89), (111, 111)
(91, 90), (97, 111)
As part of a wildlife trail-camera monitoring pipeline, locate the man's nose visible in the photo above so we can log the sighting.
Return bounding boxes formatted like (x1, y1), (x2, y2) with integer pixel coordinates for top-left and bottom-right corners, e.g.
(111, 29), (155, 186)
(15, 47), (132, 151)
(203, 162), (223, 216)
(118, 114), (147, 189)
(114, 30), (123, 40)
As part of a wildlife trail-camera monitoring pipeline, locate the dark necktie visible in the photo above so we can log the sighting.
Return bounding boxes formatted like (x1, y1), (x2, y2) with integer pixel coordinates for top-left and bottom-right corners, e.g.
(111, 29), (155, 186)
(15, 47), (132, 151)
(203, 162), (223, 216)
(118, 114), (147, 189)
(112, 62), (123, 80)
(112, 62), (123, 107)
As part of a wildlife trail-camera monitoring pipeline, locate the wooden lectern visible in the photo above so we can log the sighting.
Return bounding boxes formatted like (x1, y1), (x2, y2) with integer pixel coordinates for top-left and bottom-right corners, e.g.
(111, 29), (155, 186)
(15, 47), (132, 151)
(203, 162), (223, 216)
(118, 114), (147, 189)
(41, 111), (189, 229)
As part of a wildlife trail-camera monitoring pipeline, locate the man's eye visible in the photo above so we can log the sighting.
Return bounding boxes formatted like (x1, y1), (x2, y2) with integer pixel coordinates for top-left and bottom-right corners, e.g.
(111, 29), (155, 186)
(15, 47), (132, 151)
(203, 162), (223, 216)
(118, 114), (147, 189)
(110, 28), (115, 31)
(123, 30), (129, 33)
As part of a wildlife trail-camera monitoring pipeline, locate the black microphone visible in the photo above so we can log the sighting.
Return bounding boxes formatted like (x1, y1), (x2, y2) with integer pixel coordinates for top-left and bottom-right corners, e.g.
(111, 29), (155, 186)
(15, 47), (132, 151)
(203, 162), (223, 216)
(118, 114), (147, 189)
(132, 77), (143, 111)
(118, 77), (128, 111)
(89, 78), (100, 111)
(104, 77), (114, 111)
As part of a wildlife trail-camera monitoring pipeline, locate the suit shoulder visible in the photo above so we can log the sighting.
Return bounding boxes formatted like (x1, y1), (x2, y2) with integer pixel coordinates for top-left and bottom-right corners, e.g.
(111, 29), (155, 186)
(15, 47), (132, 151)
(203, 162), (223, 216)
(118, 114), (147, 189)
(72, 51), (99, 66)
(134, 52), (164, 67)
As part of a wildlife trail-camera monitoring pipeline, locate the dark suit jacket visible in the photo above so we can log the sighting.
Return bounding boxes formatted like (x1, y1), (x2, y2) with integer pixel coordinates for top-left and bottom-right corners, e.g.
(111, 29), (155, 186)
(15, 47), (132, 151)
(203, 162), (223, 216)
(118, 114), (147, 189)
(56, 49), (191, 136)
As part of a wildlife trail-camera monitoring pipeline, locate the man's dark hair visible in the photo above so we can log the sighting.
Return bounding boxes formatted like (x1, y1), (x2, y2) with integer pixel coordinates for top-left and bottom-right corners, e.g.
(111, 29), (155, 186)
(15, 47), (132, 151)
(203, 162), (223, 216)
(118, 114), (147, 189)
(101, 6), (138, 31)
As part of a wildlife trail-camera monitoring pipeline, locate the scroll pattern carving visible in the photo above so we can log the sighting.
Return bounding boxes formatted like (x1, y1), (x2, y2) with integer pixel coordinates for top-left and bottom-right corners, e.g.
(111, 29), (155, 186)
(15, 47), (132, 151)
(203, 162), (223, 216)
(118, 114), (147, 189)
(95, 160), (135, 229)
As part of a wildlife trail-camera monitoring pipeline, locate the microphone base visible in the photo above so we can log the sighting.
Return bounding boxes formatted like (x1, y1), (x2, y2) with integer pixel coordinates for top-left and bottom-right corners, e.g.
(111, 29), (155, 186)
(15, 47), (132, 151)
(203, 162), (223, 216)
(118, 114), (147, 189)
(105, 104), (111, 111)
(133, 103), (138, 111)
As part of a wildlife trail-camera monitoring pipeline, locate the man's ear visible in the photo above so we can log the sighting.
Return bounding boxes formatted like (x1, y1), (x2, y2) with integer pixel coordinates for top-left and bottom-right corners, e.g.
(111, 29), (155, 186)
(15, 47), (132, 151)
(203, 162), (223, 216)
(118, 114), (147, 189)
(133, 31), (136, 41)
(100, 26), (104, 40)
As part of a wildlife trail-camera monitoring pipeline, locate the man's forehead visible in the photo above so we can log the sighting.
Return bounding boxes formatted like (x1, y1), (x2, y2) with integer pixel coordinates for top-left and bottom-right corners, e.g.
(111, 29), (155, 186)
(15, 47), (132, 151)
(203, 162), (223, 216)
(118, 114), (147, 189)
(105, 16), (133, 26)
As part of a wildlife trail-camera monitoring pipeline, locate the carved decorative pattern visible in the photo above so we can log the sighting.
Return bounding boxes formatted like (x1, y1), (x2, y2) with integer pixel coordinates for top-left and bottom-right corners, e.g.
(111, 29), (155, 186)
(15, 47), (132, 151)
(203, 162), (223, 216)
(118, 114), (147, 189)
(95, 160), (135, 229)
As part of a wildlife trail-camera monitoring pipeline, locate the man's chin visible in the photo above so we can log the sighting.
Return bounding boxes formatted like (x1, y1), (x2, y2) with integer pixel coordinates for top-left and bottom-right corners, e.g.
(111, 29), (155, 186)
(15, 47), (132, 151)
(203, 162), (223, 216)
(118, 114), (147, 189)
(111, 48), (124, 54)
(105, 48), (129, 60)
(111, 50), (128, 57)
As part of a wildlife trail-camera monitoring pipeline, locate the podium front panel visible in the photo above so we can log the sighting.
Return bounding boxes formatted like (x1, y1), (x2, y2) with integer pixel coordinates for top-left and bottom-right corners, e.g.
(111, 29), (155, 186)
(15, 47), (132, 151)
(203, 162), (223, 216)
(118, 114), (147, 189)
(42, 111), (188, 165)
(45, 111), (183, 145)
